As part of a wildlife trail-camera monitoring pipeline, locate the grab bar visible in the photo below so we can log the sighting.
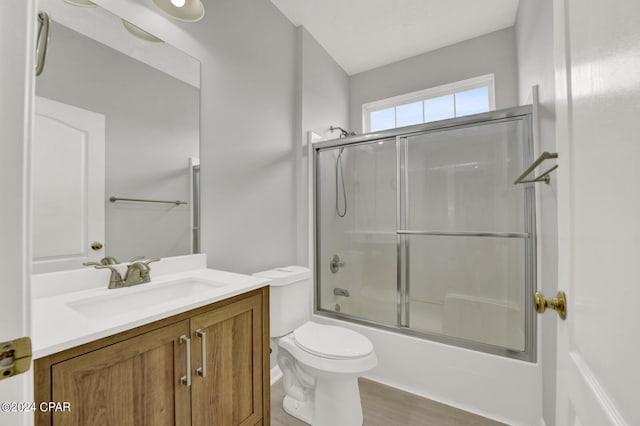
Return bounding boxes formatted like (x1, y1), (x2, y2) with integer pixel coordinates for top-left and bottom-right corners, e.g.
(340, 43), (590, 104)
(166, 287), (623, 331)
(396, 230), (529, 239)
(514, 152), (558, 185)
(109, 196), (188, 205)
(36, 12), (51, 77)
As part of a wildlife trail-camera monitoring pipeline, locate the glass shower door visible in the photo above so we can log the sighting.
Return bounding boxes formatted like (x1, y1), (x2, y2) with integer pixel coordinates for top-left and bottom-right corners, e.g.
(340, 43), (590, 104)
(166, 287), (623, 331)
(314, 107), (536, 360)
(400, 117), (534, 353)
(316, 139), (397, 325)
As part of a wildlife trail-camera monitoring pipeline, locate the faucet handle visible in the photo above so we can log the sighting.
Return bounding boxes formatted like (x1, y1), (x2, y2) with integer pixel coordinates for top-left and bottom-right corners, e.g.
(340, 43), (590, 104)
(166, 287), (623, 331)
(128, 256), (160, 265)
(82, 256), (119, 267)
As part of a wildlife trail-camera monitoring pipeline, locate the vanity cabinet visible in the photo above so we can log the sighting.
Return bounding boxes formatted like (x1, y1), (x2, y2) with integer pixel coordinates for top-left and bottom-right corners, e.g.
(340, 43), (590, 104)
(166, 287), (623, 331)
(191, 295), (264, 426)
(34, 287), (270, 426)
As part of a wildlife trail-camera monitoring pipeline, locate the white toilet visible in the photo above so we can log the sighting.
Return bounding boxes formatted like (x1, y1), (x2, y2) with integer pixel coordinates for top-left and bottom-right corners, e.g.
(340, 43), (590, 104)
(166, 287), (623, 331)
(253, 266), (377, 426)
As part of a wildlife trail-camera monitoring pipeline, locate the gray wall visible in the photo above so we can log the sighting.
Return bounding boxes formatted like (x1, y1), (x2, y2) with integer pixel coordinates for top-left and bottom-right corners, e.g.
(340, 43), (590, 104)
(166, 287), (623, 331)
(515, 1), (558, 425)
(269, 26), (350, 369)
(349, 27), (519, 134)
(174, 0), (299, 274)
(296, 27), (350, 265)
(36, 22), (199, 262)
(299, 27), (350, 142)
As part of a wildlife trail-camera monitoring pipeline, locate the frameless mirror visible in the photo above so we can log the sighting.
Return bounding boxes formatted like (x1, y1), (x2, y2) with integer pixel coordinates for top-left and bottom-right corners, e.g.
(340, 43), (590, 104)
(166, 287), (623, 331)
(32, 1), (200, 273)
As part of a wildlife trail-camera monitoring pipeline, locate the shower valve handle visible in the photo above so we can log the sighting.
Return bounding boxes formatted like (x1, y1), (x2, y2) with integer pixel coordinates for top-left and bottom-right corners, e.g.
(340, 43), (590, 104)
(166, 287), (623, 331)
(330, 254), (345, 273)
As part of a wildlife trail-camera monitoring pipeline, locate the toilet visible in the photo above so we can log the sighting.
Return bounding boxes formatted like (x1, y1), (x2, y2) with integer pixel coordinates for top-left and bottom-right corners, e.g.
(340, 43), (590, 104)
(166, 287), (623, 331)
(253, 266), (377, 426)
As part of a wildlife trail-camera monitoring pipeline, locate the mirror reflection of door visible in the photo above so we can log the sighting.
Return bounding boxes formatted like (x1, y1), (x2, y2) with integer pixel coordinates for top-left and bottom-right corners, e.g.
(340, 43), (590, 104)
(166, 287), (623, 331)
(32, 96), (105, 274)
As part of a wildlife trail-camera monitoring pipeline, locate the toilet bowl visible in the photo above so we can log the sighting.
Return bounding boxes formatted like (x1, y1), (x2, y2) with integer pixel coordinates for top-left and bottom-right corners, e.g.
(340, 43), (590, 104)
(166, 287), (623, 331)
(276, 321), (377, 425)
(253, 266), (377, 426)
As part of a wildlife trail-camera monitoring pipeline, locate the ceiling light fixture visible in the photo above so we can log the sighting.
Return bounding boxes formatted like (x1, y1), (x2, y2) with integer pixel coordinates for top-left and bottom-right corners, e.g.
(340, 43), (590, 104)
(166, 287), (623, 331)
(152, 0), (205, 22)
(121, 20), (164, 43)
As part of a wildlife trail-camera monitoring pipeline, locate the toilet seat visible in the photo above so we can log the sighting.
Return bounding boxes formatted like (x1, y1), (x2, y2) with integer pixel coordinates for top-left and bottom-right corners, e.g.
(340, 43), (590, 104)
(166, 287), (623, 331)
(293, 322), (374, 360)
(278, 329), (377, 376)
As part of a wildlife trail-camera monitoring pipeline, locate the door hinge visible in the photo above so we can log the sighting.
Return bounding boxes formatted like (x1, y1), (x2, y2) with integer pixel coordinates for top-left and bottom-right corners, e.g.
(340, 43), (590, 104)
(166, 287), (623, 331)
(0, 337), (32, 380)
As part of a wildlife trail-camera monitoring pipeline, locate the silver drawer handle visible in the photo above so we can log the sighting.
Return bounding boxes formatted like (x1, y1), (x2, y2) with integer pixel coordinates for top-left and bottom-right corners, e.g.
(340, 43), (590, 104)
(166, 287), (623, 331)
(179, 335), (191, 386)
(196, 329), (206, 377)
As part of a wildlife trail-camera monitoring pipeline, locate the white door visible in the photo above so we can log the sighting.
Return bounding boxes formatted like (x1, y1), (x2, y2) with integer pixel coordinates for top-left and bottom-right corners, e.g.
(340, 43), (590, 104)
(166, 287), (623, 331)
(554, 0), (640, 424)
(32, 96), (105, 273)
(0, 0), (35, 425)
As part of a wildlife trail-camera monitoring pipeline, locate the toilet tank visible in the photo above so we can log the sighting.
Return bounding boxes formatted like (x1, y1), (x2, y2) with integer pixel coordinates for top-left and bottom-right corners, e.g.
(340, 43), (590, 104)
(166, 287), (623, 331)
(253, 266), (312, 337)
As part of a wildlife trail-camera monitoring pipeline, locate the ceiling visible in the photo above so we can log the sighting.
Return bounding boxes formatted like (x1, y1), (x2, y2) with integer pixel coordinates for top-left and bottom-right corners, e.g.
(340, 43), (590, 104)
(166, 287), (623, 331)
(270, 0), (520, 75)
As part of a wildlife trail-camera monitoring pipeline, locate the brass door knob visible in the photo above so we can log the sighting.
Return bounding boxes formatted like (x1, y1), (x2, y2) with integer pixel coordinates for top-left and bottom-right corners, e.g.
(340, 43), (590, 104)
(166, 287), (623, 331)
(90, 241), (103, 251)
(534, 290), (567, 320)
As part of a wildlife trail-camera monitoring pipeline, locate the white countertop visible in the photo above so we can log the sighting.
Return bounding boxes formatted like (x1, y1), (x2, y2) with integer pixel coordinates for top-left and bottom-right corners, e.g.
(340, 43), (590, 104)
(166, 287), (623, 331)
(31, 254), (271, 359)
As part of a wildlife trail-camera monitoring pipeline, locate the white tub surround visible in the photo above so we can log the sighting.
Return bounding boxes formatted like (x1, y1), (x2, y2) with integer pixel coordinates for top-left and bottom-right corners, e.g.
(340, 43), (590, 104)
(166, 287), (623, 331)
(31, 254), (271, 358)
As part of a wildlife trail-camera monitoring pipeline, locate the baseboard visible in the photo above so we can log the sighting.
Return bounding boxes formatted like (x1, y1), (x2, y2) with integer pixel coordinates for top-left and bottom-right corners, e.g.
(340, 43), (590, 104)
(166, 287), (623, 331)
(270, 365), (283, 386)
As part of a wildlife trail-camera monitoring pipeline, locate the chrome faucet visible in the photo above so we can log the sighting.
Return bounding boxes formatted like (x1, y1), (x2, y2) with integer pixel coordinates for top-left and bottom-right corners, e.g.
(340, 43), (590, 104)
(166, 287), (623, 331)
(124, 260), (158, 285)
(95, 258), (160, 289)
(95, 265), (125, 289)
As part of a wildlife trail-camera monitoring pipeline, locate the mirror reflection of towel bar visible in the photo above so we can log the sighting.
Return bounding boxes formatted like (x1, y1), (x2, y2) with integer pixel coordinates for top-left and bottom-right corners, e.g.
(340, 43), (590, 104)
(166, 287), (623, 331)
(36, 12), (51, 77)
(514, 152), (558, 185)
(109, 196), (188, 205)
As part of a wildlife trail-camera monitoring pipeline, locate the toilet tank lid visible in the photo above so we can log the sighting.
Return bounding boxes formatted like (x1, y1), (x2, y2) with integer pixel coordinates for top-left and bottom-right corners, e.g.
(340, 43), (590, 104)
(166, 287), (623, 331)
(252, 266), (311, 286)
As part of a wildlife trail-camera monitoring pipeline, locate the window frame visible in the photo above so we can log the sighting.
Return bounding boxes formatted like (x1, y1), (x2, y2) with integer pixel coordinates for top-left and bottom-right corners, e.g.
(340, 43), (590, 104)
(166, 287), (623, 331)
(362, 73), (496, 133)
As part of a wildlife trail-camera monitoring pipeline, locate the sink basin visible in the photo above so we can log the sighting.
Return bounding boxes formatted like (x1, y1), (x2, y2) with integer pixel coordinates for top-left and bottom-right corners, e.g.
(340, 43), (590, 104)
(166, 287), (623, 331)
(67, 277), (227, 319)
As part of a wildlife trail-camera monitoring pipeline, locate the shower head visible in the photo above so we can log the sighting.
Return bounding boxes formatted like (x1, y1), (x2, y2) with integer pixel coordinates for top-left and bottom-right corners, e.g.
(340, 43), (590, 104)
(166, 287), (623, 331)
(330, 125), (356, 138)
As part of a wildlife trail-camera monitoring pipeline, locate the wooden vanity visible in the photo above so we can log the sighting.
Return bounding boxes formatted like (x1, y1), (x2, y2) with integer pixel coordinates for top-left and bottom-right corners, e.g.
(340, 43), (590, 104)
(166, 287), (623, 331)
(34, 286), (270, 426)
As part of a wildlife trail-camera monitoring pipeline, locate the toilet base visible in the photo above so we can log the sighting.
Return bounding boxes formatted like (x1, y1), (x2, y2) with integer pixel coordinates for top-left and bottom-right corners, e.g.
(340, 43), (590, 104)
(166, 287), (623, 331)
(312, 376), (363, 426)
(283, 395), (313, 424)
(281, 377), (364, 426)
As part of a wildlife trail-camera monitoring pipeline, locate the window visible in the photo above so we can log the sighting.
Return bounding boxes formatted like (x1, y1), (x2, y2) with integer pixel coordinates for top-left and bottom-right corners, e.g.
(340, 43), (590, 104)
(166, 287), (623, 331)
(363, 74), (495, 133)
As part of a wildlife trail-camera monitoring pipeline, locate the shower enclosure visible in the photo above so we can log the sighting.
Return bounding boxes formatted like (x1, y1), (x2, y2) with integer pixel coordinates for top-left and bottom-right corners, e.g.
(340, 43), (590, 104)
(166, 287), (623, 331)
(314, 106), (536, 361)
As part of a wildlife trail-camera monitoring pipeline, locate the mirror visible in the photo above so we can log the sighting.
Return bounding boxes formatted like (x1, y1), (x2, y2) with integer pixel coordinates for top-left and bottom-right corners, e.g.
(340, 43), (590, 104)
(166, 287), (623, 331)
(32, 1), (200, 273)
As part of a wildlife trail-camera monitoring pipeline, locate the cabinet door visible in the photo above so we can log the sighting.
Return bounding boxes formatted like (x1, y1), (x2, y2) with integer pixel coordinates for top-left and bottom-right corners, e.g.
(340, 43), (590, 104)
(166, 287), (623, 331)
(51, 321), (191, 426)
(191, 294), (263, 426)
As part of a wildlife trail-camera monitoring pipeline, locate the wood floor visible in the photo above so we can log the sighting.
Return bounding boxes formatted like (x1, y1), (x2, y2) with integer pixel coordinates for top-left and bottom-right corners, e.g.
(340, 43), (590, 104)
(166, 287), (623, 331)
(271, 378), (506, 426)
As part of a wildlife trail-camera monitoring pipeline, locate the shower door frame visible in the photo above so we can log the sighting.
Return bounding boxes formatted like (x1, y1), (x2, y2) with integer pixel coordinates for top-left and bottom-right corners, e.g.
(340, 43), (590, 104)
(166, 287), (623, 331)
(313, 105), (537, 362)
